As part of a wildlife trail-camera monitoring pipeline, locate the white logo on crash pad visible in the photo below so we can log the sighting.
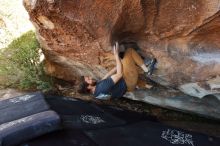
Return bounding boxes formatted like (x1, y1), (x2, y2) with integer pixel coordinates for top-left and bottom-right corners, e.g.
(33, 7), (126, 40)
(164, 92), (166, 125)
(9, 94), (35, 103)
(161, 129), (194, 146)
(80, 115), (105, 124)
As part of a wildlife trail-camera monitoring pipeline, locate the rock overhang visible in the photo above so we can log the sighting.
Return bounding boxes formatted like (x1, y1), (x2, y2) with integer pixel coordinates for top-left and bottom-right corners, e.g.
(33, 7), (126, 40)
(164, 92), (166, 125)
(23, 0), (220, 98)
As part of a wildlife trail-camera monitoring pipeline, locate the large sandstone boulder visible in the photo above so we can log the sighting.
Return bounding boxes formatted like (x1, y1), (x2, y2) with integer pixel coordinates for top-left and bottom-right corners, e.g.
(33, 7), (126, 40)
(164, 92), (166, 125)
(23, 0), (220, 98)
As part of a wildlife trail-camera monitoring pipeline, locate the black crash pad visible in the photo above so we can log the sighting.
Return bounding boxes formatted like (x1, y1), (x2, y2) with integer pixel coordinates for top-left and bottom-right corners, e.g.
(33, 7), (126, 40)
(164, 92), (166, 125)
(0, 111), (60, 146)
(45, 96), (125, 130)
(0, 92), (49, 125)
(0, 92), (61, 146)
(20, 130), (96, 146)
(16, 94), (220, 146)
(85, 121), (220, 146)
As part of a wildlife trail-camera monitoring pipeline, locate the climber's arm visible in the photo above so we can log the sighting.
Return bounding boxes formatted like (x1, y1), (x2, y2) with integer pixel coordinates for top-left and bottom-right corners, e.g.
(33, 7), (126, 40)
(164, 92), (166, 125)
(110, 42), (123, 84)
(102, 67), (117, 80)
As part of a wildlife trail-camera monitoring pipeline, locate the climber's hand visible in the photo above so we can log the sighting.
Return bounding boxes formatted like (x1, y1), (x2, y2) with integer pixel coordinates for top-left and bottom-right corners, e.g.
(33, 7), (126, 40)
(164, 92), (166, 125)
(113, 42), (119, 56)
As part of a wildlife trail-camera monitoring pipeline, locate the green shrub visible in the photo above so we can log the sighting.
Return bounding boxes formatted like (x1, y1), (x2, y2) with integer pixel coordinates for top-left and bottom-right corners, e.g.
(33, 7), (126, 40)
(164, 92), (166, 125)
(0, 31), (53, 92)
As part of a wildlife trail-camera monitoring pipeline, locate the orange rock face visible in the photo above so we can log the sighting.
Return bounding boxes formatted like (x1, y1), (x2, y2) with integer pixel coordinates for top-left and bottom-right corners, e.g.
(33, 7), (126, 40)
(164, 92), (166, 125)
(23, 0), (220, 97)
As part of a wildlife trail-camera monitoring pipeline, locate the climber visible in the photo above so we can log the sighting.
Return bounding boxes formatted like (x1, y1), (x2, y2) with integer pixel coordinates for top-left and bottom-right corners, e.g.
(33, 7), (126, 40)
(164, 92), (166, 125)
(77, 42), (157, 100)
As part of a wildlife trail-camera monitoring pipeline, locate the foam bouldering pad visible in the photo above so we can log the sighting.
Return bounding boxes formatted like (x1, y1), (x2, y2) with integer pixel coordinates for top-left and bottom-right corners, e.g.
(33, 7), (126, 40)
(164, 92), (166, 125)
(0, 92), (49, 125)
(20, 130), (96, 146)
(0, 111), (60, 146)
(16, 95), (220, 146)
(97, 104), (158, 124)
(85, 121), (220, 146)
(45, 96), (125, 130)
(46, 96), (157, 125)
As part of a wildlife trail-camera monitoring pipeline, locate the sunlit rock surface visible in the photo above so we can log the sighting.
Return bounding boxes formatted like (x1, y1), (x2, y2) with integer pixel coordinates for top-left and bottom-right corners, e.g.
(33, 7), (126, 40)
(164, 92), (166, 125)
(23, 0), (220, 98)
(124, 88), (220, 119)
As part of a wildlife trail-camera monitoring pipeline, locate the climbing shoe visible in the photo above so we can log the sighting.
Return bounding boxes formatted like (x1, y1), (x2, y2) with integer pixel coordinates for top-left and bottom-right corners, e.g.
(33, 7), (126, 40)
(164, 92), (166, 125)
(147, 58), (157, 75)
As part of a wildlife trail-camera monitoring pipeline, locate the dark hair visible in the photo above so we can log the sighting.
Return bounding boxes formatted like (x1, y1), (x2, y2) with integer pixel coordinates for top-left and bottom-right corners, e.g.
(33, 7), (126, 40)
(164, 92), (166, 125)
(77, 76), (90, 94)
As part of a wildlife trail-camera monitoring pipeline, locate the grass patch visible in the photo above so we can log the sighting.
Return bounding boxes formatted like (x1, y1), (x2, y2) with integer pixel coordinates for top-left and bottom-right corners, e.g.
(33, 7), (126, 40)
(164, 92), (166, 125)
(0, 30), (53, 92)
